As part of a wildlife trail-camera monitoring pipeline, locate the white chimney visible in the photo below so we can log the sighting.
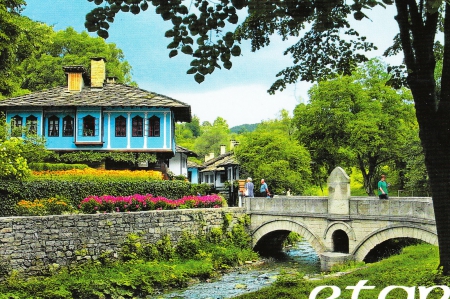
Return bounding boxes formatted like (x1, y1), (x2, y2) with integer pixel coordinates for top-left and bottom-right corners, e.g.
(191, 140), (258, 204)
(220, 144), (226, 155)
(230, 140), (239, 150)
(106, 76), (117, 84)
(205, 152), (215, 162)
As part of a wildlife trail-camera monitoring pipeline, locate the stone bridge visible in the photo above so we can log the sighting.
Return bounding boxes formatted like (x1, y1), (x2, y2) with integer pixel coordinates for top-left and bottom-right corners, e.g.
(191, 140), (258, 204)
(244, 167), (437, 271)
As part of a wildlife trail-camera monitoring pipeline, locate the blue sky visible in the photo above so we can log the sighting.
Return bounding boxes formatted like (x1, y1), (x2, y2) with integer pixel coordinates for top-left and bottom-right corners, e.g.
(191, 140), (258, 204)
(22, 1), (400, 127)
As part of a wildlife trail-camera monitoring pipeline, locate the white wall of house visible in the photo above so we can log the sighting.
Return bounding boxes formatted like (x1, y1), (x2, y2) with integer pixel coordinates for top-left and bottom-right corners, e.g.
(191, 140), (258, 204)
(200, 171), (227, 189)
(169, 153), (187, 177)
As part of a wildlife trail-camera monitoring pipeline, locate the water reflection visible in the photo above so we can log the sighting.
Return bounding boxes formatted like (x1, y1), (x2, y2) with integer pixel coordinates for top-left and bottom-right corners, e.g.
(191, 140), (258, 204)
(156, 240), (320, 299)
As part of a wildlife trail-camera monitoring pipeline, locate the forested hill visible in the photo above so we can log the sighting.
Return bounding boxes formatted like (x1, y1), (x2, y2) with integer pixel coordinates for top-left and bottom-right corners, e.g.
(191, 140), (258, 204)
(230, 123), (258, 134)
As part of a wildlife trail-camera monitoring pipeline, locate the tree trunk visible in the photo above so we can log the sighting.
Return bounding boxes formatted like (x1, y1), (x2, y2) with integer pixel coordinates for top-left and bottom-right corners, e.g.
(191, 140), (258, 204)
(408, 58), (450, 274)
(395, 0), (450, 273)
(357, 154), (377, 196)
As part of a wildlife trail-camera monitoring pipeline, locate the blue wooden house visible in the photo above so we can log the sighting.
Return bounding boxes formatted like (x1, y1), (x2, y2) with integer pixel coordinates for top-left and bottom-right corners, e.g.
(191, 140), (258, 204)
(0, 58), (191, 174)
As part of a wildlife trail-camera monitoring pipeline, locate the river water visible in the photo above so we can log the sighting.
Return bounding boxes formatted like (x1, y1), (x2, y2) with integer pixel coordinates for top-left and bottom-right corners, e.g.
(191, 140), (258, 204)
(154, 240), (320, 299)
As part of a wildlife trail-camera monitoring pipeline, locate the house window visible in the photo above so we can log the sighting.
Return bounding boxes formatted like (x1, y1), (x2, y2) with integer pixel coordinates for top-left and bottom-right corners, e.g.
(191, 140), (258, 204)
(115, 116), (126, 137)
(81, 115), (97, 136)
(48, 115), (59, 137)
(26, 115), (37, 134)
(148, 115), (160, 137)
(63, 115), (74, 137)
(11, 115), (23, 137)
(132, 116), (143, 137)
(220, 173), (226, 183)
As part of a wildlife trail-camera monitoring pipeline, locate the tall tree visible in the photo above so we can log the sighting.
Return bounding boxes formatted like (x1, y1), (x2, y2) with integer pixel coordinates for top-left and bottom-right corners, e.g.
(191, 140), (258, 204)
(294, 59), (417, 195)
(86, 0), (450, 273)
(193, 117), (230, 158)
(0, 0), (25, 96)
(235, 118), (311, 195)
(0, 15), (134, 97)
(185, 115), (201, 137)
(17, 25), (134, 93)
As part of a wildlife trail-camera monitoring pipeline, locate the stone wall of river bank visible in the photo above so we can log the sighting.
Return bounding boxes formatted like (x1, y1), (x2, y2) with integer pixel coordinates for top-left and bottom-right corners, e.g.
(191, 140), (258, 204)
(0, 207), (246, 276)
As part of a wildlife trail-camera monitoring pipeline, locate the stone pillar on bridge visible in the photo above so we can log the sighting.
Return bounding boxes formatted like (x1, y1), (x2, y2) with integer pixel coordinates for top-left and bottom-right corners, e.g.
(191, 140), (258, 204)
(321, 167), (353, 271)
(327, 166), (350, 215)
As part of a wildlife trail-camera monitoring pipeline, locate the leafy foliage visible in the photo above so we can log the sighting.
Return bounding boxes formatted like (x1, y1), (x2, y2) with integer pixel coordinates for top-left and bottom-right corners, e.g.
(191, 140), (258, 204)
(235, 116), (312, 195)
(402, 138), (430, 196)
(31, 168), (163, 181)
(293, 59), (418, 195)
(29, 163), (90, 171)
(54, 151), (157, 164)
(15, 196), (75, 216)
(193, 117), (231, 159)
(0, 16), (134, 97)
(0, 138), (31, 180)
(85, 0), (382, 88)
(0, 0), (26, 96)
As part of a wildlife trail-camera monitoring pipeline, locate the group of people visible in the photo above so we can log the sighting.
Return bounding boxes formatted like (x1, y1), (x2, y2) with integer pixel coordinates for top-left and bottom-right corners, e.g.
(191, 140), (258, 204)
(243, 177), (271, 198)
(243, 174), (390, 200)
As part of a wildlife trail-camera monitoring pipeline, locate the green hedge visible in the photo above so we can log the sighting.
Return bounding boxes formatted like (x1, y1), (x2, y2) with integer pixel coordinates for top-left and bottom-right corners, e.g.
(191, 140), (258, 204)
(28, 162), (90, 171)
(0, 179), (191, 217)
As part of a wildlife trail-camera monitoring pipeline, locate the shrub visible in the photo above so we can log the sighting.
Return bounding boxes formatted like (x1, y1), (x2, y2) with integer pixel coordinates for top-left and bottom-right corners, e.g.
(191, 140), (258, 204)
(190, 183), (215, 196)
(15, 196), (75, 216)
(175, 231), (204, 260)
(0, 138), (31, 180)
(31, 168), (164, 181)
(28, 163), (90, 171)
(0, 179), (192, 216)
(78, 194), (226, 214)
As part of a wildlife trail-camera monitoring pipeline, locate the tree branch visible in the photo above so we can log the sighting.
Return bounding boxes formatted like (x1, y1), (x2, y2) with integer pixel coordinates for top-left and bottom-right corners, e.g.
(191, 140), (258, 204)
(441, 2), (450, 101)
(394, 0), (416, 70)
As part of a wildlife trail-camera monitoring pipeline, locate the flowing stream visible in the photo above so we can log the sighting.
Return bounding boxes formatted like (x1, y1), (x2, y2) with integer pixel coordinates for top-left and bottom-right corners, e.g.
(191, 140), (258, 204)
(154, 240), (320, 299)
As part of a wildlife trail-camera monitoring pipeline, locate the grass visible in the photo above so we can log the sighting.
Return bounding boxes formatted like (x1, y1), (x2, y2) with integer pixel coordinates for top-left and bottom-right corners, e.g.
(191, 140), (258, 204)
(235, 243), (448, 299)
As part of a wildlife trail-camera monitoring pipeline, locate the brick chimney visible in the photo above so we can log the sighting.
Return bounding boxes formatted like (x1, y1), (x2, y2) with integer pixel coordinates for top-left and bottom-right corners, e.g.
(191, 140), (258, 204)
(63, 66), (86, 92)
(90, 57), (106, 88)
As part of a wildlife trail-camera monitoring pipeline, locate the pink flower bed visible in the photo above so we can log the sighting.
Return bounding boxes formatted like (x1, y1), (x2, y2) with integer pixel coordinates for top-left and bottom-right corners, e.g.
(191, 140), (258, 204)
(78, 194), (225, 214)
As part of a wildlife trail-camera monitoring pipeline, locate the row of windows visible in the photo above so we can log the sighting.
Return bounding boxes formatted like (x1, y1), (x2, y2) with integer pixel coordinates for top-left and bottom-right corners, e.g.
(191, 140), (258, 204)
(11, 115), (38, 136)
(114, 115), (160, 137)
(202, 173), (227, 184)
(10, 114), (161, 138)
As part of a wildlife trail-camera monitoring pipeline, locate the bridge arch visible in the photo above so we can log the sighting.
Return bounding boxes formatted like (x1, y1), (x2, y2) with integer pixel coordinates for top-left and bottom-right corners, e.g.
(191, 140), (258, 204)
(251, 219), (326, 255)
(352, 224), (438, 261)
(324, 221), (356, 241)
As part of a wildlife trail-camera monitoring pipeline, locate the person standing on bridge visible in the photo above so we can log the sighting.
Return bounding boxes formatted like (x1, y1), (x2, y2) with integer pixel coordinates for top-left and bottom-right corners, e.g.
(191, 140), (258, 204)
(244, 177), (254, 198)
(260, 179), (271, 198)
(378, 174), (389, 199)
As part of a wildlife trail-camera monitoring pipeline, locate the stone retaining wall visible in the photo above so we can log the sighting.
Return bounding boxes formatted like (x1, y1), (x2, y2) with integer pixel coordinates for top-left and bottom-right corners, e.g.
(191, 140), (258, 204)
(0, 208), (246, 276)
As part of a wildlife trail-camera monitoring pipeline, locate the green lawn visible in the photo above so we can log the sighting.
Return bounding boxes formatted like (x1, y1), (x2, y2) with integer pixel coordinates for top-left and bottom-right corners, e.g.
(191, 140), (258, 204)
(235, 243), (447, 299)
